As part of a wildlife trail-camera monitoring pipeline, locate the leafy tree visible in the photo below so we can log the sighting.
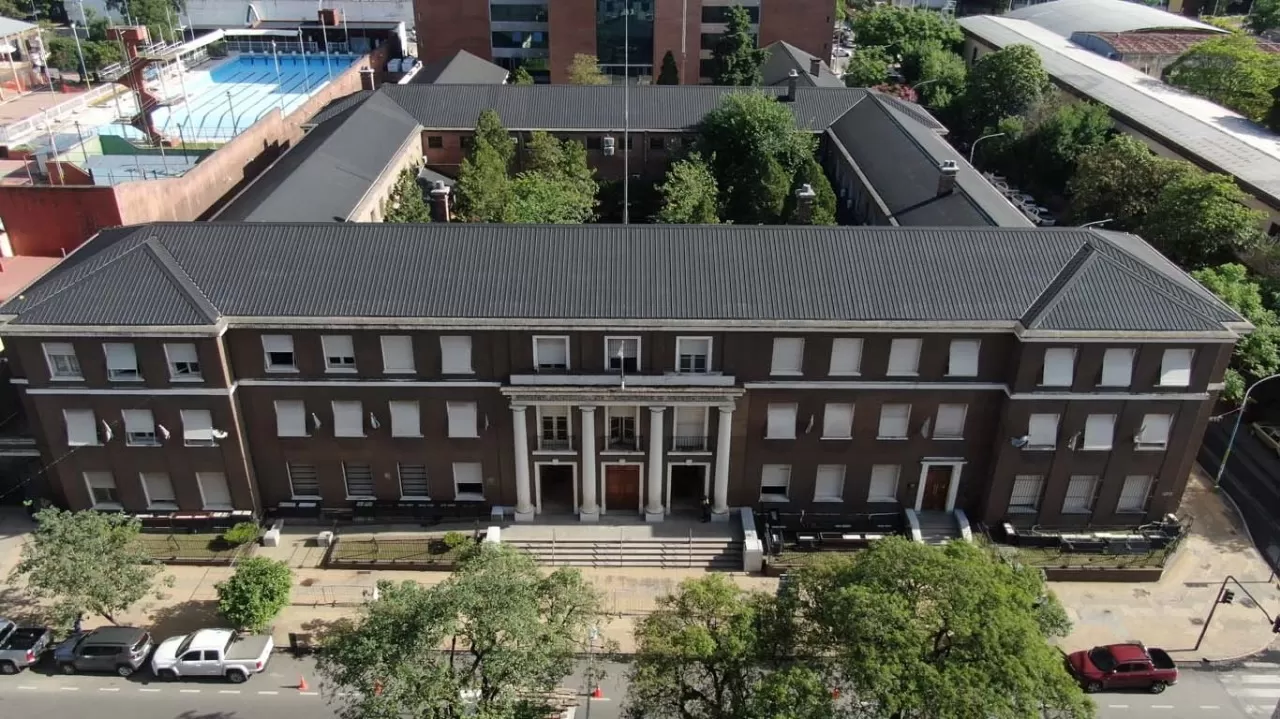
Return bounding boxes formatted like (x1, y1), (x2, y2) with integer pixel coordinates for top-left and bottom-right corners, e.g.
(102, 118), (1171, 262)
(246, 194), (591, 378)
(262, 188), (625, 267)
(504, 172), (597, 223)
(510, 65), (534, 85)
(455, 110), (514, 222)
(901, 41), (967, 108)
(568, 53), (609, 85)
(962, 44), (1052, 136)
(1249, 0), (1280, 37)
(318, 544), (608, 719)
(519, 130), (598, 219)
(712, 5), (766, 86)
(1068, 135), (1190, 229)
(9, 0), (69, 23)
(383, 167), (431, 223)
(474, 108), (515, 167)
(783, 155), (837, 225)
(1164, 34), (1280, 122)
(655, 155), (720, 223)
(783, 538), (1093, 719)
(215, 557), (292, 633)
(834, 0), (846, 24)
(9, 508), (172, 627)
(658, 50), (680, 84)
(1191, 263), (1280, 403)
(1019, 100), (1112, 194)
(1140, 170), (1266, 268)
(107, 0), (185, 43)
(851, 6), (963, 58)
(1266, 84), (1280, 133)
(843, 46), (892, 88)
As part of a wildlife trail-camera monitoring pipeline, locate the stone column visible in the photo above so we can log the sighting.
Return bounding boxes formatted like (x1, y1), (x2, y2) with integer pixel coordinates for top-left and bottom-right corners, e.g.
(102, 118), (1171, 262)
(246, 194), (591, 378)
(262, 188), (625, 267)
(512, 406), (535, 522)
(579, 406), (599, 522)
(711, 405), (733, 521)
(645, 407), (666, 522)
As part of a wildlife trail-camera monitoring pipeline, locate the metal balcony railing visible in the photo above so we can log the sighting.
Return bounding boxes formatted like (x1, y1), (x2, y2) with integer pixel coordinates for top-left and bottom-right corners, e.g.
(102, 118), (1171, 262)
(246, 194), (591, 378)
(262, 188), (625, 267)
(670, 435), (709, 452)
(602, 434), (645, 452)
(538, 437), (573, 451)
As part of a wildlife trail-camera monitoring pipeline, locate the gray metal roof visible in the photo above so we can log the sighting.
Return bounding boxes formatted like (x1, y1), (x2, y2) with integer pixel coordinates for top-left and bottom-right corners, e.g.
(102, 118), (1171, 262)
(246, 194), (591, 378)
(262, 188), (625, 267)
(414, 49), (509, 85)
(0, 223), (1242, 333)
(762, 41), (845, 89)
(1003, 0), (1224, 37)
(0, 16), (35, 39)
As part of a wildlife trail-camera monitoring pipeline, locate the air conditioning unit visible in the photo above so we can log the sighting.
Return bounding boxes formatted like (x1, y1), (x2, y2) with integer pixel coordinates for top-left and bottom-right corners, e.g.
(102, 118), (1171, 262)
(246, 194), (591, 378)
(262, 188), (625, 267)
(602, 136), (616, 156)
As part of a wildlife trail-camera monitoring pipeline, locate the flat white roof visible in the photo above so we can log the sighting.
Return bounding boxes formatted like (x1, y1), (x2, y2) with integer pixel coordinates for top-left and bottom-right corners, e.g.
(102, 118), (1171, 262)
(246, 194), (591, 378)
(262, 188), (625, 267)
(1004, 0), (1224, 37)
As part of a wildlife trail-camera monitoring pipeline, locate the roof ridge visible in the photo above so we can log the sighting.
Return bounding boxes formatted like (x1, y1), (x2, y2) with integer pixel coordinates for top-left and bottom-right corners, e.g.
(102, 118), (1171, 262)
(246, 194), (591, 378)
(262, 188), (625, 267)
(5, 231), (153, 316)
(1086, 231), (1242, 321)
(139, 237), (221, 322)
(1020, 241), (1096, 327)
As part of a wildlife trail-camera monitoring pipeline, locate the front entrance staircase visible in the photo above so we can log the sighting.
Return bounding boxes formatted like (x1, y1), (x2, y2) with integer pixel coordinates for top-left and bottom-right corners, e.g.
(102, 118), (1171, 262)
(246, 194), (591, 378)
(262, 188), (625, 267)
(914, 510), (966, 545)
(506, 532), (742, 569)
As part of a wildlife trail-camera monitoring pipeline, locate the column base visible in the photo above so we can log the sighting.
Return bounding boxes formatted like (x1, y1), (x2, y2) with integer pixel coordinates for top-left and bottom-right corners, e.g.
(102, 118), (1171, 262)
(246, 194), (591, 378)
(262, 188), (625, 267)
(710, 509), (731, 523)
(579, 508), (600, 523)
(514, 508), (536, 523)
(644, 509), (665, 523)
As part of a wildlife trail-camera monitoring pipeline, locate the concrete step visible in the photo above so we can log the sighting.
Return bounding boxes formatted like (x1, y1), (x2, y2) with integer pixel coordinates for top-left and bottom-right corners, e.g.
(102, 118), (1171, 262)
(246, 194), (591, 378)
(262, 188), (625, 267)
(508, 539), (742, 568)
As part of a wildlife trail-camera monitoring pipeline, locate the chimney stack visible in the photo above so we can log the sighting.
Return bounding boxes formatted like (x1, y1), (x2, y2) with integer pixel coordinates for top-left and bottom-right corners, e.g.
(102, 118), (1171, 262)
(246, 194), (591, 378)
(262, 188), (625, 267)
(810, 58), (821, 76)
(794, 183), (816, 223)
(937, 160), (959, 196)
(430, 181), (453, 222)
(786, 70), (798, 102)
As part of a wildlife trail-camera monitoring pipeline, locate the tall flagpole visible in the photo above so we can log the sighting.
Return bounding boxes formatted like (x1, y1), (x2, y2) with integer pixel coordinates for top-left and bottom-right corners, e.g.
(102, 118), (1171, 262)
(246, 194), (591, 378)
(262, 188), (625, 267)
(622, 1), (629, 225)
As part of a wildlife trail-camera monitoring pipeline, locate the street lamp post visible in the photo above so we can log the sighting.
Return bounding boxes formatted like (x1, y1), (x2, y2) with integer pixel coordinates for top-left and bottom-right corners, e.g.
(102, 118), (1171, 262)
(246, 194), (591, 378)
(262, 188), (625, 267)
(1213, 372), (1280, 488)
(969, 132), (1005, 165)
(1077, 219), (1113, 229)
(70, 22), (91, 91)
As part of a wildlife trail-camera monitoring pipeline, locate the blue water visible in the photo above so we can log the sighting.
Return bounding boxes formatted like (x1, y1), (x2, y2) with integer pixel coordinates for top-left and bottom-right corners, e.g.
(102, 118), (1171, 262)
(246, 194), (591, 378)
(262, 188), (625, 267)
(105, 54), (358, 143)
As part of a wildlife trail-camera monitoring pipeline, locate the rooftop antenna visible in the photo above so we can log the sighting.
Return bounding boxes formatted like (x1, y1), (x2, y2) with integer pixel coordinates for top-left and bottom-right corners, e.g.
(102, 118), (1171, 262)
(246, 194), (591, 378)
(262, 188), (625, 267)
(622, 0), (630, 225)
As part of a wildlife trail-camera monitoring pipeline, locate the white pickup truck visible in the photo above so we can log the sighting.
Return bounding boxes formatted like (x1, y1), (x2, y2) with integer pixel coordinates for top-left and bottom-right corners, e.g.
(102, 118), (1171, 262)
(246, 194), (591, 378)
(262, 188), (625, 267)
(151, 629), (274, 683)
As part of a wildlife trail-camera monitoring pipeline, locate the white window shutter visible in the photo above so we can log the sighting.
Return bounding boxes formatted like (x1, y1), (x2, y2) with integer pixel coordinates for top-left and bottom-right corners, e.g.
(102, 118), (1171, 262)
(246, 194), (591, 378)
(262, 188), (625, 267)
(1100, 348), (1134, 387)
(441, 336), (473, 374)
(887, 338), (921, 375)
(448, 402), (478, 438)
(332, 401), (364, 437)
(1159, 349), (1194, 387)
(1027, 414), (1058, 448)
(1138, 414), (1171, 446)
(122, 409), (152, 435)
(766, 404), (797, 439)
(947, 340), (980, 377)
(822, 403), (854, 438)
(934, 404), (967, 438)
(1042, 348), (1075, 386)
(64, 409), (97, 446)
(262, 335), (293, 354)
(877, 404), (910, 438)
(390, 401), (421, 437)
(868, 465), (900, 501)
(1082, 414), (1115, 450)
(1118, 475), (1153, 513)
(814, 465), (845, 501)
(770, 338), (804, 375)
(197, 472), (233, 509)
(381, 335), (415, 373)
(829, 338), (863, 375)
(275, 400), (306, 437)
(181, 409), (215, 444)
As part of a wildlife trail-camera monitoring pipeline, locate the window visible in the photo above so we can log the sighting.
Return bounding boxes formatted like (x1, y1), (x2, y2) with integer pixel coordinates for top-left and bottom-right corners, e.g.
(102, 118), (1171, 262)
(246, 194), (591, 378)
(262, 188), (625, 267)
(399, 464), (429, 499)
(533, 336), (569, 371)
(381, 335), (415, 374)
(1026, 414), (1059, 450)
(606, 336), (640, 372)
(947, 340), (980, 377)
(440, 336), (474, 374)
(607, 407), (639, 450)
(1118, 475), (1154, 513)
(887, 338), (921, 376)
(332, 401), (365, 437)
(934, 404), (967, 440)
(676, 337), (712, 373)
(181, 409), (216, 446)
(447, 402), (478, 438)
(453, 462), (485, 500)
(1041, 348), (1075, 387)
(586, 136), (602, 150)
(262, 335), (296, 372)
(814, 465), (845, 502)
(287, 462), (320, 498)
(389, 401), (421, 438)
(868, 465), (900, 502)
(672, 406), (708, 451)
(765, 403), (797, 439)
(1099, 348), (1134, 387)
(161, 343), (202, 381)
(877, 404), (910, 439)
(427, 135), (443, 148)
(43, 342), (81, 379)
(828, 338), (862, 376)
(64, 409), (98, 446)
(1062, 475), (1099, 514)
(760, 464), (790, 501)
(197, 472), (232, 510)
(461, 135), (474, 150)
(322, 335), (357, 372)
(343, 462), (375, 498)
(821, 403), (854, 439)
(770, 338), (804, 375)
(275, 400), (307, 437)
(1159, 349), (1194, 387)
(123, 409), (158, 446)
(84, 471), (120, 508)
(1081, 414), (1115, 451)
(1008, 475), (1044, 513)
(539, 405), (571, 450)
(104, 343), (140, 381)
(1136, 413), (1172, 450)
(141, 472), (177, 509)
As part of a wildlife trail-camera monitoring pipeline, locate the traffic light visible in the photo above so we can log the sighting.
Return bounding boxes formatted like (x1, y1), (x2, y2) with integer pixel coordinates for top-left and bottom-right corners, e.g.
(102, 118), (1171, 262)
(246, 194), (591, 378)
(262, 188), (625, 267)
(1221, 589), (1236, 605)
(1272, 616), (1280, 634)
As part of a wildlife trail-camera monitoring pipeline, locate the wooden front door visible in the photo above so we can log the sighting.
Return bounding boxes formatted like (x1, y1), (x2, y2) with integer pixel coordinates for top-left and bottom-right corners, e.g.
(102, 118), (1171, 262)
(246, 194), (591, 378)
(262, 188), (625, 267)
(605, 464), (641, 513)
(921, 465), (952, 511)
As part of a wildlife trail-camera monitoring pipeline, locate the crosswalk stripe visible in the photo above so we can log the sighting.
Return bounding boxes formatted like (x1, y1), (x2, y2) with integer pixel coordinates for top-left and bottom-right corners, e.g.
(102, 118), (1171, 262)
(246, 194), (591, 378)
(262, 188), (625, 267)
(1244, 662), (1277, 670)
(1234, 688), (1280, 699)
(1233, 676), (1280, 685)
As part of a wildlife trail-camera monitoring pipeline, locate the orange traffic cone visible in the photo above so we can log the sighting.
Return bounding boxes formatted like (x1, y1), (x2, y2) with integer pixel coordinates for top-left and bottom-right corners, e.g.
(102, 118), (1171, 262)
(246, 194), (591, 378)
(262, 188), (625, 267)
(298, 675), (309, 692)
(591, 686), (604, 699)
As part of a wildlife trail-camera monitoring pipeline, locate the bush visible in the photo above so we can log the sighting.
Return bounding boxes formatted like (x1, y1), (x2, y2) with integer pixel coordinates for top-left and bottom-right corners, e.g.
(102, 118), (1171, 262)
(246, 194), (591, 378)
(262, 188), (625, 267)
(442, 531), (471, 551)
(222, 522), (261, 547)
(216, 557), (293, 633)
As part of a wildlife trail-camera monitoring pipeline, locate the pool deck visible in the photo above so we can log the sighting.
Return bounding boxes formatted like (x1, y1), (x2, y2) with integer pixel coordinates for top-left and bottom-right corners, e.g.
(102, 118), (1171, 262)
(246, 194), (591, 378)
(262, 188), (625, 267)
(0, 89), (78, 125)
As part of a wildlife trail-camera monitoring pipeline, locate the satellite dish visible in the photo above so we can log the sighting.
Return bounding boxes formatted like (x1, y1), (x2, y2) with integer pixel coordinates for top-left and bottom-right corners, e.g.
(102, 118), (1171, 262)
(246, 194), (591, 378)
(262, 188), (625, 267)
(1010, 435), (1030, 448)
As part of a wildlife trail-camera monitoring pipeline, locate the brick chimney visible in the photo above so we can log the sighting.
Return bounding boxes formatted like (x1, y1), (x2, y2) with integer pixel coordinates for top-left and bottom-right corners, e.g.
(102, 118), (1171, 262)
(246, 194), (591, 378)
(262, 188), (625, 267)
(810, 58), (821, 76)
(430, 181), (453, 222)
(785, 70), (798, 102)
(794, 183), (816, 223)
(937, 160), (959, 197)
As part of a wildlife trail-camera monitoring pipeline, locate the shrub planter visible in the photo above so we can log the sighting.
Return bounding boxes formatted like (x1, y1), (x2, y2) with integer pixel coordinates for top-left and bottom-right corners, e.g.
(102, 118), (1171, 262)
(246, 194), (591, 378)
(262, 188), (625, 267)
(1042, 566), (1166, 582)
(322, 537), (474, 571)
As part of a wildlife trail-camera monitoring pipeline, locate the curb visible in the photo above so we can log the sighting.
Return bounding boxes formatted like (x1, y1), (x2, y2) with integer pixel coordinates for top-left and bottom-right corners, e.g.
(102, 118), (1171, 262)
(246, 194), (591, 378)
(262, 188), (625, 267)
(1173, 640), (1279, 667)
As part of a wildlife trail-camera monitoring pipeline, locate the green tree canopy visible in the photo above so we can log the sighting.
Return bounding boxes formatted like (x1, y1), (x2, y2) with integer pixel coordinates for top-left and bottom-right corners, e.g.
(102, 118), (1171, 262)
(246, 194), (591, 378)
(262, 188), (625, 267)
(474, 108), (515, 166)
(215, 557), (292, 633)
(843, 46), (892, 88)
(1249, 0), (1280, 34)
(1018, 100), (1113, 194)
(1068, 135), (1189, 229)
(1266, 84), (1280, 133)
(851, 6), (963, 58)
(962, 44), (1053, 136)
(510, 65), (534, 85)
(382, 167), (431, 223)
(901, 41), (967, 108)
(568, 53), (609, 85)
(712, 5), (766, 86)
(455, 110), (514, 222)
(657, 50), (680, 84)
(1191, 263), (1280, 402)
(1164, 34), (1280, 122)
(783, 155), (837, 225)
(655, 154), (720, 223)
(1140, 170), (1266, 268)
(107, 0), (185, 43)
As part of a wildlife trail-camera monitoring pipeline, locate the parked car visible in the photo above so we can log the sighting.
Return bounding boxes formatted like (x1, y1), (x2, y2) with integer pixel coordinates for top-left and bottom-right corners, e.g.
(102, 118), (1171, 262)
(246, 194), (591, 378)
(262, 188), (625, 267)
(1065, 643), (1178, 693)
(151, 628), (274, 683)
(53, 627), (153, 677)
(0, 618), (53, 674)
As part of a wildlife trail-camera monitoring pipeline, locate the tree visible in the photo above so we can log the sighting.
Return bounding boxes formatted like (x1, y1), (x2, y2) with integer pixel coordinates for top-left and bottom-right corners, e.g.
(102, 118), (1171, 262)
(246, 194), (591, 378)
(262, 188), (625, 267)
(106, 0), (185, 43)
(655, 155), (720, 223)
(455, 110), (514, 222)
(712, 5), (766, 86)
(474, 108), (515, 167)
(657, 50), (680, 85)
(783, 538), (1093, 719)
(1191, 263), (1280, 403)
(515, 130), (599, 222)
(1250, 0), (1280, 38)
(843, 46), (892, 88)
(850, 6), (963, 59)
(45, 32), (123, 78)
(834, 0), (846, 24)
(1018, 100), (1113, 194)
(382, 167), (431, 223)
(318, 544), (608, 719)
(568, 53), (609, 85)
(9, 508), (171, 627)
(900, 41), (967, 108)
(1164, 34), (1280, 122)
(1068, 135), (1190, 230)
(1266, 84), (1280, 133)
(1140, 170), (1266, 268)
(962, 44), (1052, 136)
(510, 65), (534, 85)
(783, 155), (837, 225)
(215, 557), (292, 633)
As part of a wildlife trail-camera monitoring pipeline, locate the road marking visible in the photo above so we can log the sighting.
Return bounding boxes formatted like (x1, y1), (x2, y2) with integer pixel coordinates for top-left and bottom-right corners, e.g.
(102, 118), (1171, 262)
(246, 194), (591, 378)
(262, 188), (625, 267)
(139, 688), (161, 692)
(17, 686), (35, 690)
(179, 689), (200, 693)
(258, 690), (279, 695)
(219, 690), (241, 694)
(1243, 662), (1276, 669)
(1200, 706), (1221, 710)
(1151, 705), (1174, 709)
(98, 687), (120, 692)
(1107, 704), (1129, 709)
(300, 691), (319, 696)
(588, 697), (612, 702)
(1232, 687), (1280, 699)
(59, 686), (79, 691)
(1237, 675), (1280, 685)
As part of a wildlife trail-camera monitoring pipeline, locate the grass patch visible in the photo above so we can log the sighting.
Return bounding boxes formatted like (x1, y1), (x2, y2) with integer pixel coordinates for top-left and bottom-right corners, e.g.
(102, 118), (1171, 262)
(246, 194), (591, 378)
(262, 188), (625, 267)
(138, 533), (247, 562)
(998, 545), (1171, 569)
(770, 549), (866, 568)
(329, 538), (471, 566)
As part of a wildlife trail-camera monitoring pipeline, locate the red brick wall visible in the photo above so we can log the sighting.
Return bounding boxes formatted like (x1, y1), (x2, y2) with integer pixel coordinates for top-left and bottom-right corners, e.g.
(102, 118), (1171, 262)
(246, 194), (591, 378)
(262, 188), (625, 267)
(549, 0), (598, 83)
(416, 0), (493, 63)
(0, 185), (123, 257)
(653, 0), (701, 84)
(760, 0), (832, 64)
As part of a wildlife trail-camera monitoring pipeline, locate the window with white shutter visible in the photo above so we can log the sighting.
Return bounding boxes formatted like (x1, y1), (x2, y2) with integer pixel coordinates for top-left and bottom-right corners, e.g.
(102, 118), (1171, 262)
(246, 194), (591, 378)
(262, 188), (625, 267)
(829, 338), (863, 376)
(1008, 475), (1044, 512)
(181, 409), (216, 446)
(1099, 348), (1135, 387)
(765, 404), (797, 439)
(1117, 475), (1154, 513)
(1026, 414), (1059, 450)
(343, 462), (375, 498)
(947, 340), (980, 377)
(453, 462), (485, 500)
(447, 402), (479, 438)
(814, 465), (845, 502)
(676, 337), (712, 373)
(887, 338), (922, 376)
(322, 335), (357, 372)
(1136, 414), (1172, 450)
(1082, 414), (1116, 450)
(1159, 349), (1194, 387)
(64, 409), (98, 446)
(275, 400), (307, 437)
(868, 465), (900, 502)
(1062, 475), (1099, 514)
(821, 403), (854, 439)
(141, 472), (177, 509)
(877, 404), (910, 439)
(1041, 348), (1075, 387)
(83, 471), (120, 508)
(287, 462), (320, 498)
(381, 335), (415, 374)
(440, 336), (474, 374)
(262, 335), (296, 372)
(390, 401), (422, 437)
(671, 406), (707, 451)
(933, 404), (967, 439)
(770, 338), (804, 375)
(532, 336), (568, 371)
(332, 401), (364, 437)
(164, 343), (201, 380)
(123, 409), (158, 446)
(759, 465), (790, 501)
(197, 472), (232, 509)
(43, 342), (81, 379)
(104, 343), (140, 381)
(399, 464), (429, 498)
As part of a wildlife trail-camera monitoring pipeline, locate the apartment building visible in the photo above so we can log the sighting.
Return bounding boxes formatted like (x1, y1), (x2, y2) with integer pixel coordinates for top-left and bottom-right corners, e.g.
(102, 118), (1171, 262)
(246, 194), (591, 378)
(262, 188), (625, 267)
(414, 0), (833, 83)
(0, 222), (1244, 529)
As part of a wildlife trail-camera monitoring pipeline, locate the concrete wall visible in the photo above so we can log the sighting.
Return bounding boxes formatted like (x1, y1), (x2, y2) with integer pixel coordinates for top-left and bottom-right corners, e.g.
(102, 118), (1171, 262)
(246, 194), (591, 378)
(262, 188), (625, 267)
(351, 129), (425, 222)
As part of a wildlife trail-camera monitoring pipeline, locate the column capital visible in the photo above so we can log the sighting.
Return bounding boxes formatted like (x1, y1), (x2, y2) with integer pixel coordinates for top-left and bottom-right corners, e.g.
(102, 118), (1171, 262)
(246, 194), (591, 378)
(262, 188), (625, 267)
(648, 406), (667, 414)
(717, 404), (736, 414)
(579, 405), (598, 413)
(510, 404), (529, 414)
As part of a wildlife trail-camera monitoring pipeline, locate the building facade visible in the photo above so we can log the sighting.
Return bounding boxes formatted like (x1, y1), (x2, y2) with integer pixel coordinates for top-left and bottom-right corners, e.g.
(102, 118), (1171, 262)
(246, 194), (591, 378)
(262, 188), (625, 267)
(0, 223), (1245, 529)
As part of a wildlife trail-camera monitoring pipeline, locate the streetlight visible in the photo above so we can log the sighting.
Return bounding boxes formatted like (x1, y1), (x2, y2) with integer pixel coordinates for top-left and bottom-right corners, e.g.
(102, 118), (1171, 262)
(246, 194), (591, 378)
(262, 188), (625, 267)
(910, 78), (938, 90)
(1077, 219), (1113, 229)
(1213, 372), (1280, 488)
(70, 22), (91, 91)
(969, 132), (1005, 165)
